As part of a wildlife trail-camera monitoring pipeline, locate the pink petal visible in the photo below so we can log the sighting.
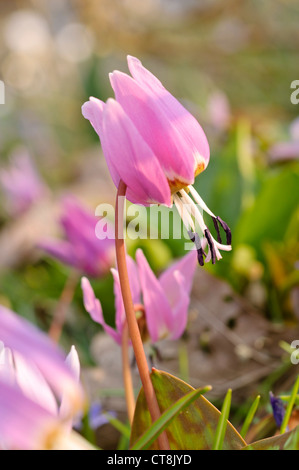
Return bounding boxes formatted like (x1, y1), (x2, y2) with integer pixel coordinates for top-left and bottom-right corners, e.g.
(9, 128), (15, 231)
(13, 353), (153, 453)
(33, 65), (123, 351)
(111, 255), (141, 336)
(82, 98), (121, 188)
(110, 57), (210, 183)
(136, 249), (174, 342)
(81, 97), (105, 137)
(0, 342), (15, 385)
(60, 346), (81, 425)
(38, 239), (76, 268)
(102, 98), (171, 206)
(163, 270), (190, 340)
(269, 141), (299, 162)
(159, 249), (197, 296)
(0, 305), (84, 413)
(0, 379), (61, 450)
(81, 277), (121, 344)
(13, 352), (58, 416)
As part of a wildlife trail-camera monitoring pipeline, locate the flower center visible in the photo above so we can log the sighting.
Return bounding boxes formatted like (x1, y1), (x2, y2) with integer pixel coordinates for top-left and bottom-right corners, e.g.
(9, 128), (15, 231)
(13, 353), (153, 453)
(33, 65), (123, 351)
(168, 162), (205, 195)
(134, 305), (150, 343)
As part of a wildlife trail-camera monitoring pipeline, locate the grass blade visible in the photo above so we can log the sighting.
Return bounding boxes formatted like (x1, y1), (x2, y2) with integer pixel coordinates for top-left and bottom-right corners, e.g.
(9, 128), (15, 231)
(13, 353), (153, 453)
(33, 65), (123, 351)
(131, 385), (212, 450)
(104, 413), (131, 439)
(240, 395), (260, 439)
(212, 389), (232, 450)
(280, 375), (299, 434)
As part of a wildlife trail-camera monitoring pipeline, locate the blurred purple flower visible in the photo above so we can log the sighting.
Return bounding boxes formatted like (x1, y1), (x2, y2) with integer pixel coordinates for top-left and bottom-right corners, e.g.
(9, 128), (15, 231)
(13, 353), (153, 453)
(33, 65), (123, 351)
(268, 117), (299, 163)
(0, 305), (87, 449)
(0, 149), (47, 216)
(269, 391), (287, 430)
(73, 401), (116, 431)
(81, 249), (197, 345)
(39, 197), (115, 277)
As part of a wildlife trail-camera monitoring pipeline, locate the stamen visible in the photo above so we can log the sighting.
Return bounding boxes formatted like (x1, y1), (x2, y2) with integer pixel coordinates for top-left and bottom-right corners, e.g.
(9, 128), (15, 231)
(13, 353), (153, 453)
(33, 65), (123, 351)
(188, 185), (216, 218)
(216, 216), (232, 245)
(188, 230), (205, 266)
(212, 217), (222, 243)
(188, 185), (232, 246)
(180, 189), (207, 234)
(174, 189), (232, 267)
(204, 229), (216, 264)
(173, 194), (195, 232)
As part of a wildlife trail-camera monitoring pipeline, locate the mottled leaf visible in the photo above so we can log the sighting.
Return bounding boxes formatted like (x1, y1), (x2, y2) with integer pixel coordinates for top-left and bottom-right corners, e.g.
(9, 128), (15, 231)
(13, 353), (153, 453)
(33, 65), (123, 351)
(130, 369), (246, 450)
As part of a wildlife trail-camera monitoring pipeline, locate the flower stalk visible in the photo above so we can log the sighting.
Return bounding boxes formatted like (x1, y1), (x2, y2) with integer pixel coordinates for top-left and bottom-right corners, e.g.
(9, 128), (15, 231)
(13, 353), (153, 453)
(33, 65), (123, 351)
(121, 320), (135, 425)
(49, 269), (79, 343)
(115, 180), (170, 450)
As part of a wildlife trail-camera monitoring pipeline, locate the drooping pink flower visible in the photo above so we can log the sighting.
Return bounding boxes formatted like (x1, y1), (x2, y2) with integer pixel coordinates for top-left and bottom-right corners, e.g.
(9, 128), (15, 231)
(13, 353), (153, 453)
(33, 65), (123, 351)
(81, 249), (197, 345)
(82, 55), (231, 265)
(39, 197), (114, 277)
(0, 305), (88, 450)
(0, 148), (47, 216)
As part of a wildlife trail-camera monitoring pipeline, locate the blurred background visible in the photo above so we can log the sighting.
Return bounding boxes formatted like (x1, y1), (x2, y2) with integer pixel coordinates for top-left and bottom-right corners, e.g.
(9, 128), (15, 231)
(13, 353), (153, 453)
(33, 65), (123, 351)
(0, 0), (298, 448)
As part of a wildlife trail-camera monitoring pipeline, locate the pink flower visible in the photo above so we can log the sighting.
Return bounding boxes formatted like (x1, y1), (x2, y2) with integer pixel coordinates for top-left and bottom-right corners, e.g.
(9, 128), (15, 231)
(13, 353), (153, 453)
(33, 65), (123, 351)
(268, 117), (299, 163)
(206, 90), (231, 132)
(0, 305), (84, 412)
(82, 56), (231, 265)
(0, 305), (88, 450)
(81, 249), (197, 345)
(0, 148), (47, 216)
(39, 197), (114, 277)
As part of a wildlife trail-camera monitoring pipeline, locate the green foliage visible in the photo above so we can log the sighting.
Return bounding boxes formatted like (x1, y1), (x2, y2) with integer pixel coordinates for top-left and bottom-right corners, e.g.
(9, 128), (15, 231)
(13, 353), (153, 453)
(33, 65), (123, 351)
(280, 376), (299, 434)
(130, 369), (245, 450)
(212, 389), (232, 450)
(131, 385), (212, 450)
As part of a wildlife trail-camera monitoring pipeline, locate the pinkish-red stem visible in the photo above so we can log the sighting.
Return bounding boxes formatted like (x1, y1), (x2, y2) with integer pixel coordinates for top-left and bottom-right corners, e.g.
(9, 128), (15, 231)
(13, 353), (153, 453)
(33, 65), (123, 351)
(115, 180), (170, 450)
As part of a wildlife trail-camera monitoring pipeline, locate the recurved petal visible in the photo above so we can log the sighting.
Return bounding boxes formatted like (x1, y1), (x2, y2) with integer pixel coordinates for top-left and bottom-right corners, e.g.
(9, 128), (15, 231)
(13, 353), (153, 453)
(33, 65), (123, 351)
(82, 98), (121, 188)
(159, 249), (197, 296)
(136, 249), (173, 342)
(81, 277), (121, 344)
(111, 255), (141, 337)
(102, 98), (171, 206)
(163, 270), (190, 340)
(81, 97), (105, 137)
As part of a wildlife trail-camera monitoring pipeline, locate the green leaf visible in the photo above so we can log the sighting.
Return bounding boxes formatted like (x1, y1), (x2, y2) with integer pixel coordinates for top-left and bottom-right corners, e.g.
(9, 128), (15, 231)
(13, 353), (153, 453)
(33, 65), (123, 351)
(234, 167), (299, 256)
(131, 385), (212, 450)
(242, 427), (299, 450)
(280, 375), (299, 434)
(130, 369), (246, 450)
(241, 395), (261, 439)
(284, 426), (299, 450)
(212, 389), (232, 450)
(104, 413), (131, 439)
